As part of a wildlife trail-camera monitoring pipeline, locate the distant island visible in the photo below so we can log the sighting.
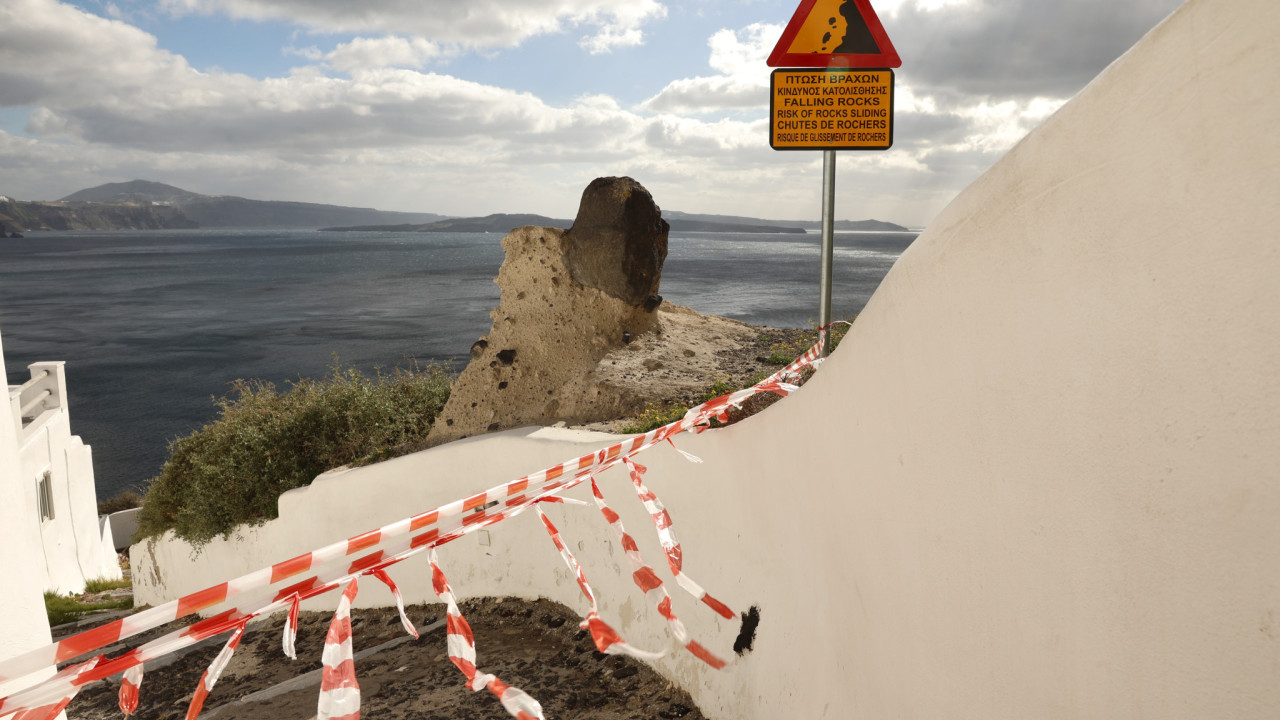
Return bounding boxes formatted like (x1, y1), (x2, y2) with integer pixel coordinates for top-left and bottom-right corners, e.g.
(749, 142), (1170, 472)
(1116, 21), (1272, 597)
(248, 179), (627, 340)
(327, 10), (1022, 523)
(322, 210), (907, 234)
(0, 180), (448, 232)
(663, 210), (908, 233)
(321, 212), (810, 234)
(0, 180), (910, 234)
(0, 191), (199, 232)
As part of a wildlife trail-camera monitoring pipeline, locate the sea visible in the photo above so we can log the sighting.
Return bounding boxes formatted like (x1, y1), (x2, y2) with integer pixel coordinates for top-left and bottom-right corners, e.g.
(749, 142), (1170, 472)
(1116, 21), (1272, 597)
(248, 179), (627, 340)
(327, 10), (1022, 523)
(0, 228), (916, 500)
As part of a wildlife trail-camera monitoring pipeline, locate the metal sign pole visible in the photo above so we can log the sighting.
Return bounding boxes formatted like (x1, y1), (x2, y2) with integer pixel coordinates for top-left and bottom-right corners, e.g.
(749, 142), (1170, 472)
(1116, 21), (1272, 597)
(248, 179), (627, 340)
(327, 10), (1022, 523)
(819, 149), (836, 356)
(768, 0), (900, 358)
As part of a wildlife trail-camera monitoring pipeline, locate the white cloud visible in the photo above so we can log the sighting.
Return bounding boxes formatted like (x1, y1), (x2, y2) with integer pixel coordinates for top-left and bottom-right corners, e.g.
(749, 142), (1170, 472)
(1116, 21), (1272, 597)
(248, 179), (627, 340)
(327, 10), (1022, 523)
(159, 0), (668, 51)
(0, 0), (1187, 227)
(0, 0), (197, 109)
(578, 0), (666, 53)
(885, 0), (1183, 98)
(323, 36), (444, 72)
(637, 17), (1056, 183)
(579, 25), (643, 54)
(706, 23), (777, 77)
(0, 0), (735, 164)
(284, 44), (324, 62)
(641, 23), (781, 114)
(950, 96), (1066, 152)
(873, 0), (975, 14)
(0, 3), (799, 204)
(25, 107), (79, 138)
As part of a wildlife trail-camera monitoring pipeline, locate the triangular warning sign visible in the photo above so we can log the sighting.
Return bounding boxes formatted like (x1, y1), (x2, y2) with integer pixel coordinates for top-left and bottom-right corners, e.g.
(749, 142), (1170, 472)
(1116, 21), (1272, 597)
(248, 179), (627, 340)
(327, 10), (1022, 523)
(768, 0), (901, 68)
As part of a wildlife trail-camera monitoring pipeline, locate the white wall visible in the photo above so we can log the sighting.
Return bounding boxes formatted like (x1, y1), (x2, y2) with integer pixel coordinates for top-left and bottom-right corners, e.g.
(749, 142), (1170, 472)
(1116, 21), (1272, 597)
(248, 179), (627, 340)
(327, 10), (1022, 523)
(133, 0), (1280, 717)
(0, 332), (55, 699)
(14, 364), (122, 595)
(130, 427), (626, 613)
(107, 508), (140, 552)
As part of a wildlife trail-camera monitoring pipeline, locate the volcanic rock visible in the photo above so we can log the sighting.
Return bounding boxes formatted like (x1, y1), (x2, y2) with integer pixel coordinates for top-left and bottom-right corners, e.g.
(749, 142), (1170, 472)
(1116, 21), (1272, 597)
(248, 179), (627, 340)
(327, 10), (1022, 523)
(427, 178), (756, 445)
(564, 177), (668, 307)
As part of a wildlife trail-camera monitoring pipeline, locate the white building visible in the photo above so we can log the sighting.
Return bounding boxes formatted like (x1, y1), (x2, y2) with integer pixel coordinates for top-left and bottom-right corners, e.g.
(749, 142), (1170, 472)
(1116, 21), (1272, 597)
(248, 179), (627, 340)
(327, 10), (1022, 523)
(2, 324), (124, 700)
(0, 329), (55, 700)
(3, 328), (121, 598)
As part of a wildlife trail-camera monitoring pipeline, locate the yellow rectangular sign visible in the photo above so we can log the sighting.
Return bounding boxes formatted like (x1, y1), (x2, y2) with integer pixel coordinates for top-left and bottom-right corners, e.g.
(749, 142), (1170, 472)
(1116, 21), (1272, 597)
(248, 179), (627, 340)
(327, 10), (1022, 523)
(770, 68), (894, 150)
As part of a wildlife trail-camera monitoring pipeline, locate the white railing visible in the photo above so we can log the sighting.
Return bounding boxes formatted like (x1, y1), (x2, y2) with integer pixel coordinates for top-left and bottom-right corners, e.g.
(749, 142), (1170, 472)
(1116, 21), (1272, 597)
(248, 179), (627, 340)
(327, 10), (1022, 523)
(8, 362), (65, 441)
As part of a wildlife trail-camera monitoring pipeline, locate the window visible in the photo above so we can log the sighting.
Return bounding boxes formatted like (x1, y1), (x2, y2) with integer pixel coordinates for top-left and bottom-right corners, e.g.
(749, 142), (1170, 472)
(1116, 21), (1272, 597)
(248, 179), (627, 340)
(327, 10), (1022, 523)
(37, 470), (54, 523)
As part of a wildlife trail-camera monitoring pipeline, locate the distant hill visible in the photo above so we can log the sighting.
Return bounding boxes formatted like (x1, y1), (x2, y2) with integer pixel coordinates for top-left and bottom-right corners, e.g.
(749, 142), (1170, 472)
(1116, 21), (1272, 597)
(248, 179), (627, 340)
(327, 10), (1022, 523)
(0, 195), (198, 232)
(663, 210), (908, 233)
(666, 216), (806, 234)
(324, 212), (814, 234)
(61, 180), (205, 204)
(322, 214), (568, 233)
(57, 180), (449, 229)
(419, 214), (570, 232)
(17, 180), (909, 233)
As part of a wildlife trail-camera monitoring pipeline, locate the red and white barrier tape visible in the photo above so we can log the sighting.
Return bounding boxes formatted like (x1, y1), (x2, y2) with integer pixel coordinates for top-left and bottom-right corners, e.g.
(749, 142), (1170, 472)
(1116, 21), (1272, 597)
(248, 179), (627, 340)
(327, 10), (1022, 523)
(7, 657), (98, 720)
(0, 327), (840, 720)
(2, 482), (569, 715)
(623, 458), (734, 620)
(186, 621), (246, 720)
(118, 664), (142, 716)
(317, 579), (361, 720)
(590, 477), (726, 669)
(282, 594), (302, 660)
(429, 549), (545, 719)
(535, 505), (663, 660)
(371, 569), (418, 640)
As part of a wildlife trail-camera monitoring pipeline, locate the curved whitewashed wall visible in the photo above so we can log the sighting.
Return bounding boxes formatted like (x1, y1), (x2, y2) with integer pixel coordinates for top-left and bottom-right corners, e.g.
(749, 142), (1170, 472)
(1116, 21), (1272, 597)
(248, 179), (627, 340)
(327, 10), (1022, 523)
(134, 0), (1280, 717)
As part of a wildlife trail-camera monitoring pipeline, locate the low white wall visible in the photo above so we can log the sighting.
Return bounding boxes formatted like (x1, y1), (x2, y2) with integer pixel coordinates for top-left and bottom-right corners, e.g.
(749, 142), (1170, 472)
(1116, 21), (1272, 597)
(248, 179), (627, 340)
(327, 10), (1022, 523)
(132, 0), (1280, 717)
(131, 428), (626, 613)
(107, 508), (141, 552)
(66, 438), (121, 584)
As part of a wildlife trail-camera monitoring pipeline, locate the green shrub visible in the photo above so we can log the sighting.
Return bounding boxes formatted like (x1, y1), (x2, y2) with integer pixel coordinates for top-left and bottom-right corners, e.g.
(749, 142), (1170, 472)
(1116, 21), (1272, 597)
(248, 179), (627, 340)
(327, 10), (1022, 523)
(84, 577), (131, 593)
(619, 373), (771, 435)
(136, 363), (451, 547)
(98, 490), (142, 515)
(44, 589), (132, 627)
(761, 321), (853, 364)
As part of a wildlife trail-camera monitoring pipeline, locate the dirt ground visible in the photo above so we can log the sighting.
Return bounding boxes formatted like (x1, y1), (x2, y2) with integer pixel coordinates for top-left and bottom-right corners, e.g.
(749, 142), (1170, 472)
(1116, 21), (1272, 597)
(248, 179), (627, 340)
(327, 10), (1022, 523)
(64, 598), (707, 720)
(577, 323), (828, 433)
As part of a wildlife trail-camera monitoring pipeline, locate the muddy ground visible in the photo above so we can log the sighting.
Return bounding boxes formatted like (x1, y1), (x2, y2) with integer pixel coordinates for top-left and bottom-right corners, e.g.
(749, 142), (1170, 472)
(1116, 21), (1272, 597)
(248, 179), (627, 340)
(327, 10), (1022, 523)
(64, 598), (705, 720)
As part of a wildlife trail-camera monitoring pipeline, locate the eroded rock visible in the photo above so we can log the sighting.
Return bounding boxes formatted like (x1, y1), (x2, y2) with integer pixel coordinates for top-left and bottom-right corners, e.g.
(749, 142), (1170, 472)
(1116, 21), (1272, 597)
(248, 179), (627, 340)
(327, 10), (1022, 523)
(427, 178), (754, 446)
(564, 176), (668, 307)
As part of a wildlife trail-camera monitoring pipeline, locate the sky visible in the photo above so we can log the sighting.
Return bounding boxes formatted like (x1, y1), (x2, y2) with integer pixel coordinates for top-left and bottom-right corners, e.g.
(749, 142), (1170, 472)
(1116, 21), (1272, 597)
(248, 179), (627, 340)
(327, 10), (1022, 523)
(0, 0), (1185, 228)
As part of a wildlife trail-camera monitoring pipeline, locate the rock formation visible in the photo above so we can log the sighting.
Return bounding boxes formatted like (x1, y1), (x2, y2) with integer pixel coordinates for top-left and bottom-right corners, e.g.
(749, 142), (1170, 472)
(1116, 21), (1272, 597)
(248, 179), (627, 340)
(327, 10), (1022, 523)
(428, 177), (757, 445)
(563, 176), (668, 307)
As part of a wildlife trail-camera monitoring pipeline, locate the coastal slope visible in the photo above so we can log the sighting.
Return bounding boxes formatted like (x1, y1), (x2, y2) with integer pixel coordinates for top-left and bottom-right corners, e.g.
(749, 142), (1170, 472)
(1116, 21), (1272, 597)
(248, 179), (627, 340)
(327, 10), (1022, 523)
(322, 211), (905, 234)
(0, 195), (198, 231)
(0, 180), (451, 231)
